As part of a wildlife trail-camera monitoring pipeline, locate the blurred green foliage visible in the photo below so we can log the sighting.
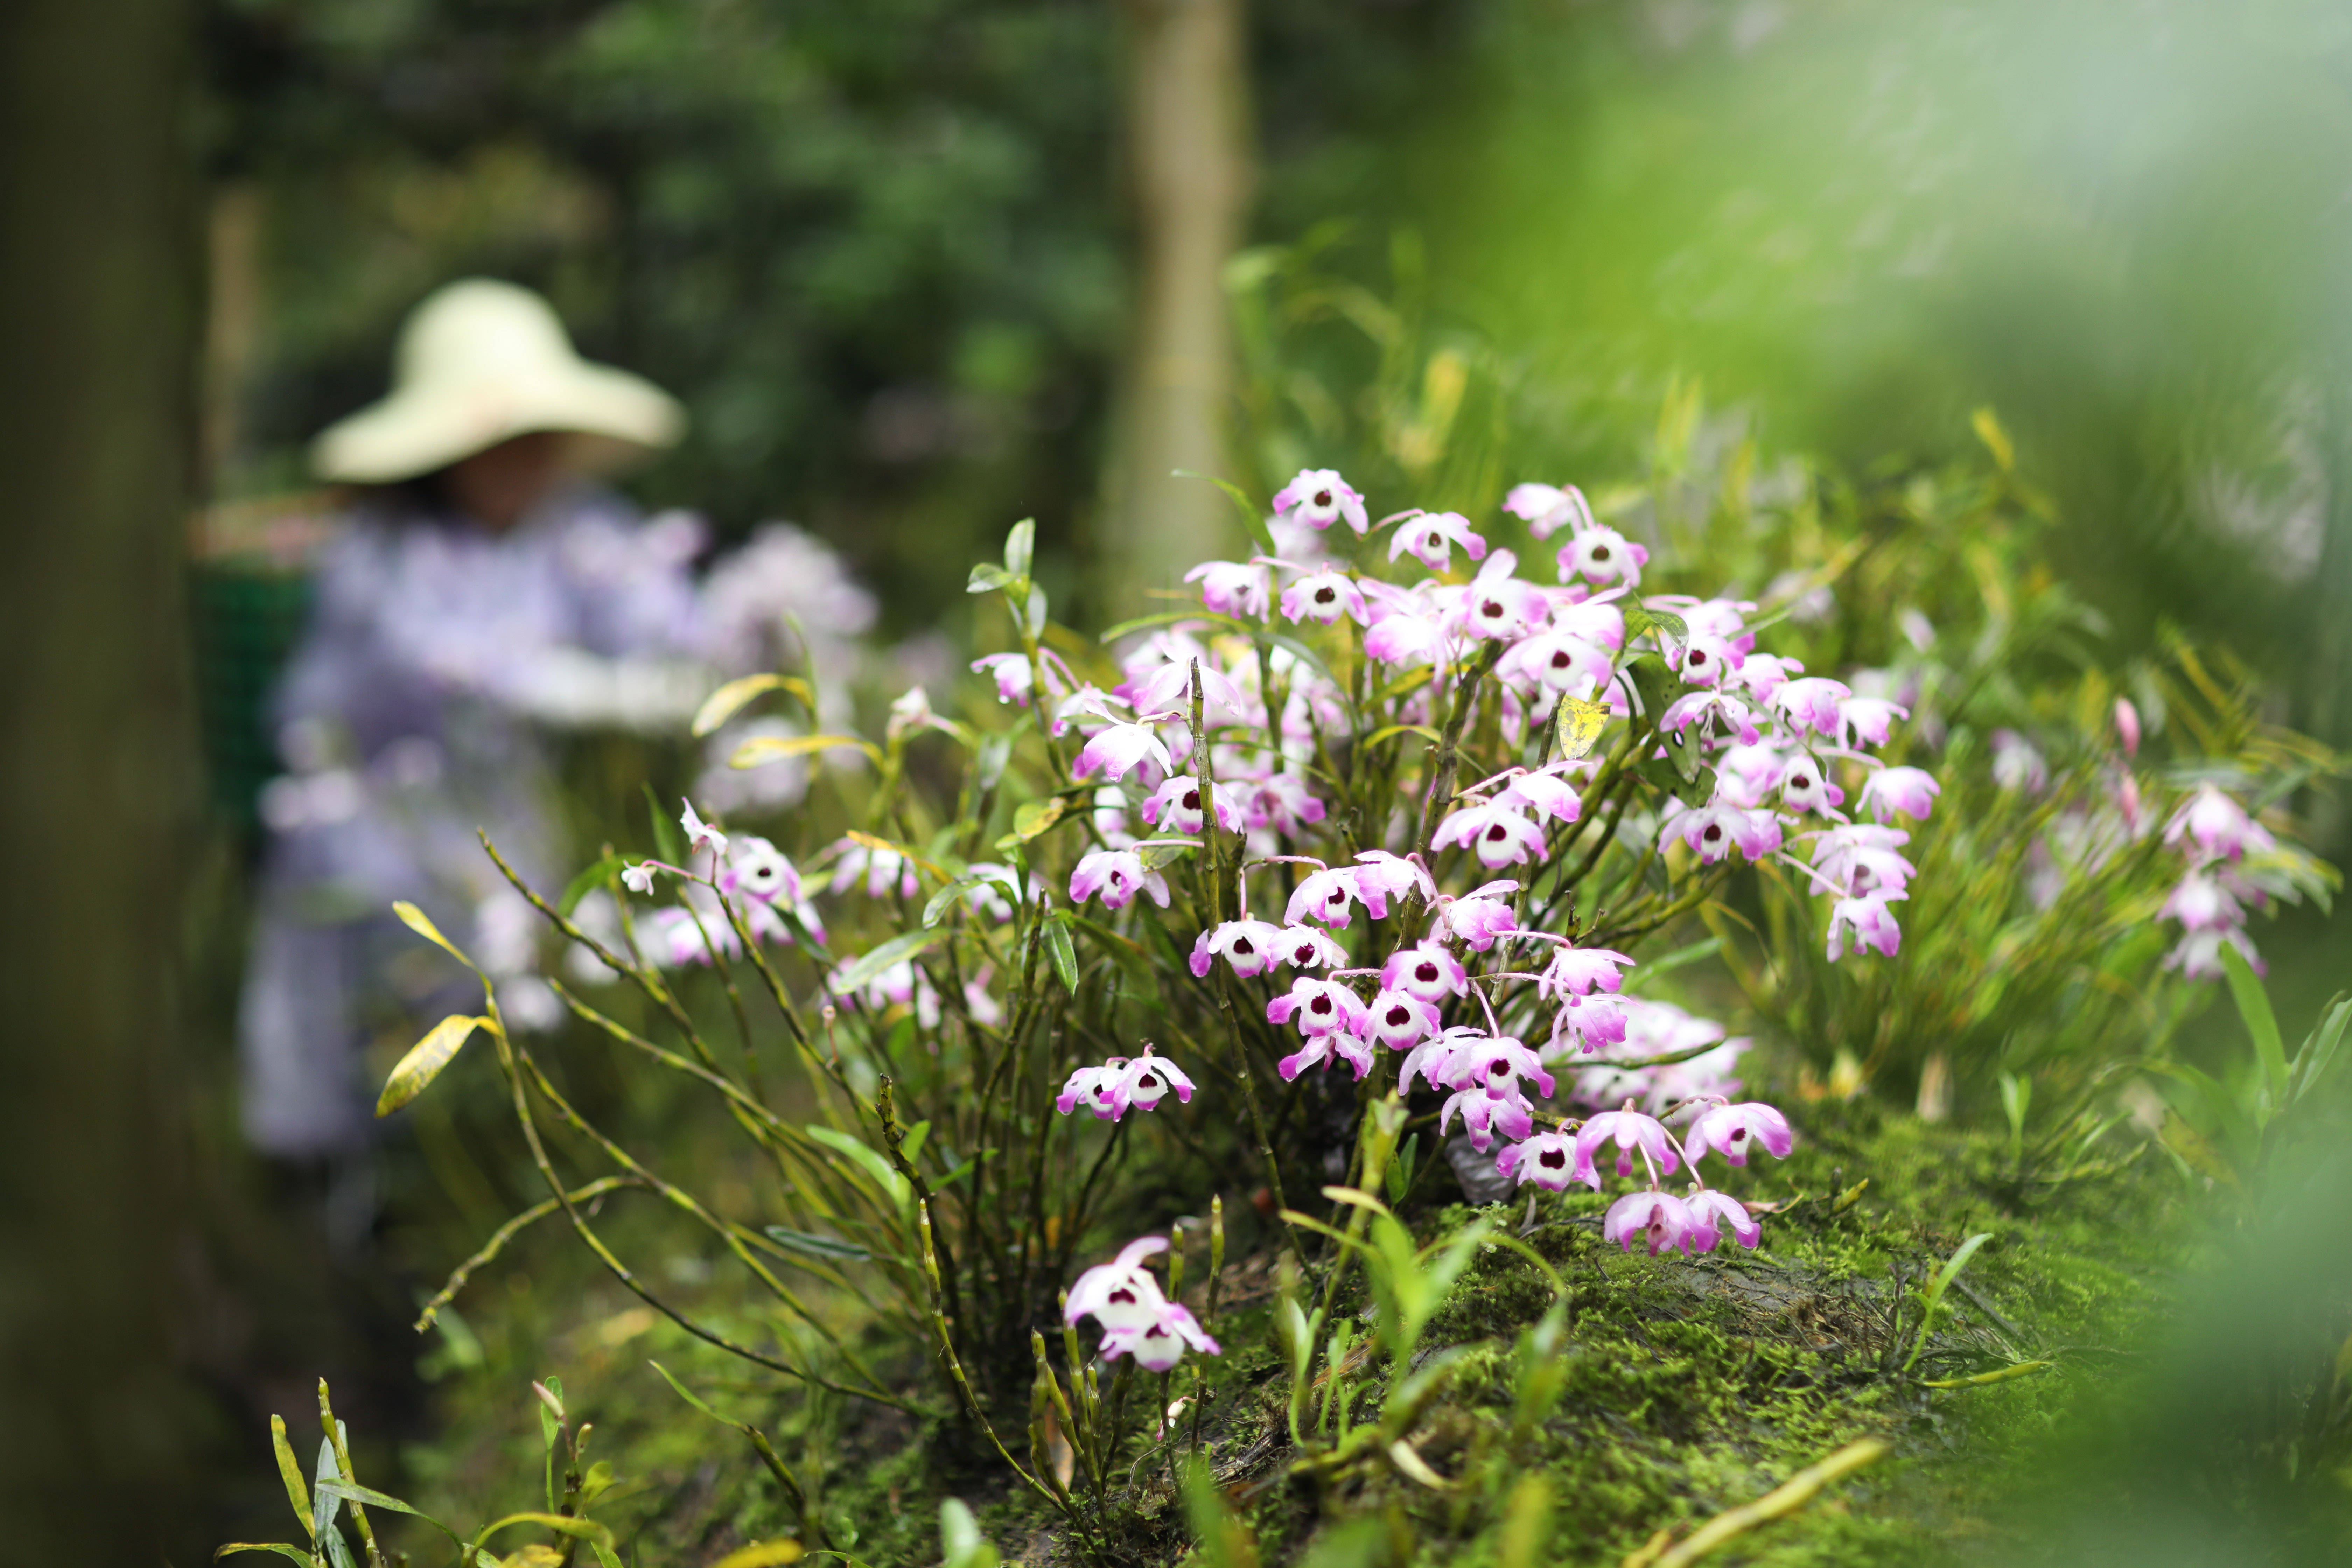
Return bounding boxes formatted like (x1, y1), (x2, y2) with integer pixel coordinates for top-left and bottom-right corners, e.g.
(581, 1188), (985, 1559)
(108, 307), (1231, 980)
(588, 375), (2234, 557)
(200, 0), (1480, 629)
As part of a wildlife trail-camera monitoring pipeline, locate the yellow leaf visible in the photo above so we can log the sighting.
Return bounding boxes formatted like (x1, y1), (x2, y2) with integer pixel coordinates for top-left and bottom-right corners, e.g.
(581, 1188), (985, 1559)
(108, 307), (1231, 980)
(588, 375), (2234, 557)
(1554, 696), (1611, 762)
(376, 1014), (484, 1117)
(1010, 797), (1067, 842)
(1971, 406), (2015, 472)
(1387, 1440), (1454, 1490)
(499, 1547), (566, 1568)
(710, 1541), (804, 1568)
(729, 733), (882, 770)
(2158, 1111), (2241, 1190)
(392, 899), (476, 969)
(692, 672), (814, 737)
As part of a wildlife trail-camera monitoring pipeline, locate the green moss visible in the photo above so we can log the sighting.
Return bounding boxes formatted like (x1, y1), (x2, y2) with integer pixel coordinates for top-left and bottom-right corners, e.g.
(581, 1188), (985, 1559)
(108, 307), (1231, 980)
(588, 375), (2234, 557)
(375, 1108), (2189, 1566)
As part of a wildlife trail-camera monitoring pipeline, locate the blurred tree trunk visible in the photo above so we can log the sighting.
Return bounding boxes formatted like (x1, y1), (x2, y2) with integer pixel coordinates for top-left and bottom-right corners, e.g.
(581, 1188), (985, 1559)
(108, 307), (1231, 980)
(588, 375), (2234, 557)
(0, 0), (200, 1558)
(1102, 0), (1253, 608)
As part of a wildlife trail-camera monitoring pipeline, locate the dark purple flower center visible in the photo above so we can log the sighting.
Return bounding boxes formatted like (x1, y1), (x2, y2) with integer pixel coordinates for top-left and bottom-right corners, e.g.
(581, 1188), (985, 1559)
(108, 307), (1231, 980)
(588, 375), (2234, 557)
(1386, 1006), (1411, 1027)
(1729, 1127), (1747, 1142)
(1309, 995), (1333, 1015)
(1591, 544), (1612, 562)
(1314, 489), (1333, 507)
(1138, 1072), (1160, 1090)
(1688, 649), (1707, 666)
(1481, 600), (1505, 619)
(1791, 775), (1811, 790)
(1486, 824), (1507, 842)
(1703, 825), (1723, 844)
(1182, 788), (1200, 809)
(1415, 961), (1439, 983)
(1550, 651), (1572, 669)
(1489, 1059), (1509, 1077)
(1539, 1147), (1566, 1169)
(1315, 587), (1336, 605)
(1232, 937), (1255, 955)
(1109, 1287), (1137, 1306)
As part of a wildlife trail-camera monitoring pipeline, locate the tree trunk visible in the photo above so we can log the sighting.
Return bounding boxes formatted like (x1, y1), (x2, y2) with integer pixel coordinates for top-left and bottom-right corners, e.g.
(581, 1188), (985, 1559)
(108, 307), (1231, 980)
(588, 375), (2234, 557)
(0, 0), (200, 1556)
(1103, 0), (1253, 609)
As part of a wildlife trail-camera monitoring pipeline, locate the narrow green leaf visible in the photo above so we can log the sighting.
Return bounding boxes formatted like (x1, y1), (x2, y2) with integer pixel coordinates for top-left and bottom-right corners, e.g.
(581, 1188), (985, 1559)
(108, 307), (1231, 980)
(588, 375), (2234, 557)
(649, 1359), (728, 1424)
(805, 1125), (912, 1208)
(469, 1513), (617, 1552)
(2219, 941), (2288, 1100)
(558, 853), (624, 917)
(212, 1545), (317, 1565)
(1134, 839), (1197, 871)
(2295, 997), (2352, 1103)
(642, 783), (685, 865)
(967, 562), (1015, 595)
(311, 1438), (343, 1552)
(763, 1225), (875, 1263)
(1172, 468), (1276, 555)
(375, 1014), (484, 1118)
(1636, 935), (1723, 981)
(1903, 1232), (1993, 1376)
(835, 928), (947, 994)
(1043, 917), (1079, 994)
(311, 1480), (464, 1545)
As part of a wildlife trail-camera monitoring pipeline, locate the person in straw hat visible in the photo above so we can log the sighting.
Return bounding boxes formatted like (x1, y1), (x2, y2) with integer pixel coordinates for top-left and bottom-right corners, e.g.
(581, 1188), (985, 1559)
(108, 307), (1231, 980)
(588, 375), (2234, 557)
(238, 279), (719, 1212)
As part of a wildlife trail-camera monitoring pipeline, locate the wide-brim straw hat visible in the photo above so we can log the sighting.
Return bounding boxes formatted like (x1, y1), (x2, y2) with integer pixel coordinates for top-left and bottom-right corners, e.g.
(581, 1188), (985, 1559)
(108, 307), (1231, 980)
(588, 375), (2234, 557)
(310, 279), (686, 484)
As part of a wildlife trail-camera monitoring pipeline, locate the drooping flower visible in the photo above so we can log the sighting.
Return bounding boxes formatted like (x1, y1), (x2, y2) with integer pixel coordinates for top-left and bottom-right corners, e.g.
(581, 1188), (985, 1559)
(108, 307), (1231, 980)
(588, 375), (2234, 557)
(1825, 890), (1906, 959)
(1990, 729), (2049, 793)
(1684, 1190), (1762, 1251)
(1810, 824), (1916, 896)
(1430, 887), (1519, 950)
(1071, 718), (1174, 784)
(1278, 1028), (1376, 1081)
(1495, 1130), (1598, 1192)
(1247, 773), (1329, 835)
(1185, 559), (1272, 618)
(1280, 569), (1371, 627)
(1066, 1236), (1172, 1335)
(2114, 697), (2142, 757)
(1658, 689), (1762, 748)
(1267, 976), (1370, 1037)
(1120, 657), (1250, 727)
(2161, 869), (2246, 932)
(1455, 552), (1550, 641)
(1351, 849), (1436, 915)
(1776, 753), (1845, 816)
(1445, 1034), (1556, 1099)
(1672, 632), (1744, 688)
(1363, 599), (1449, 667)
(621, 861), (662, 895)
(2165, 925), (2264, 979)
(1837, 695), (1907, 748)
(1498, 768), (1583, 825)
(1858, 766), (1940, 824)
(971, 652), (1034, 705)
(1272, 469), (1369, 534)
(1772, 678), (1852, 739)
(1604, 1190), (1700, 1256)
(1388, 510), (1489, 571)
(1069, 848), (1172, 911)
(1503, 481), (1596, 539)
(1545, 990), (1630, 1056)
(1683, 1102), (1795, 1166)
(2164, 783), (2277, 863)
(829, 838), (923, 899)
(1189, 918), (1288, 979)
(1439, 1080), (1536, 1151)
(1576, 1106), (1681, 1179)
(1538, 945), (1634, 1000)
(680, 799), (729, 858)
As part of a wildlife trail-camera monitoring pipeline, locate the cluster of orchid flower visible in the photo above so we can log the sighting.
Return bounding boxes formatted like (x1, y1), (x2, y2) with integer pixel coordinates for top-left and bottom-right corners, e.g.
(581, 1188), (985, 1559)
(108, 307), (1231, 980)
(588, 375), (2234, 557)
(1007, 467), (1919, 1263)
(1993, 701), (2292, 980)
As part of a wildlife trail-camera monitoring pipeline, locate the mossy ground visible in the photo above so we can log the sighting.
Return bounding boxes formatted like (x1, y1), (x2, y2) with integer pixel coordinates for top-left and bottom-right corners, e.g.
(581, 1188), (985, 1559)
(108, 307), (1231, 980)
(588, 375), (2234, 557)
(364, 1095), (2186, 1567)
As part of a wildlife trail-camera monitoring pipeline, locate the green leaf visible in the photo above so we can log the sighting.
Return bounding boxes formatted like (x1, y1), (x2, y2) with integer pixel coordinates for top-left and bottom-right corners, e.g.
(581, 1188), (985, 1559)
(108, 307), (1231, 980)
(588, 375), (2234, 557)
(692, 672), (814, 737)
(1003, 517), (1036, 579)
(975, 731), (1016, 792)
(212, 1546), (317, 1564)
(2294, 997), (2352, 1104)
(2220, 941), (2289, 1101)
(835, 928), (947, 994)
(311, 1480), (465, 1547)
(1903, 1232), (1993, 1376)
(648, 1359), (728, 1425)
(642, 783), (685, 865)
(902, 1119), (932, 1164)
(1043, 916), (1079, 994)
(468, 1513), (617, 1554)
(1134, 840), (1197, 871)
(763, 1225), (875, 1263)
(392, 899), (476, 971)
(1637, 935), (1723, 981)
(269, 1415), (314, 1540)
(941, 1498), (1002, 1568)
(967, 562), (1015, 595)
(312, 1437), (343, 1549)
(805, 1125), (912, 1208)
(1172, 468), (1276, 555)
(1065, 912), (1155, 984)
(376, 1015), (484, 1118)
(558, 853), (624, 917)
(1621, 602), (1691, 647)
